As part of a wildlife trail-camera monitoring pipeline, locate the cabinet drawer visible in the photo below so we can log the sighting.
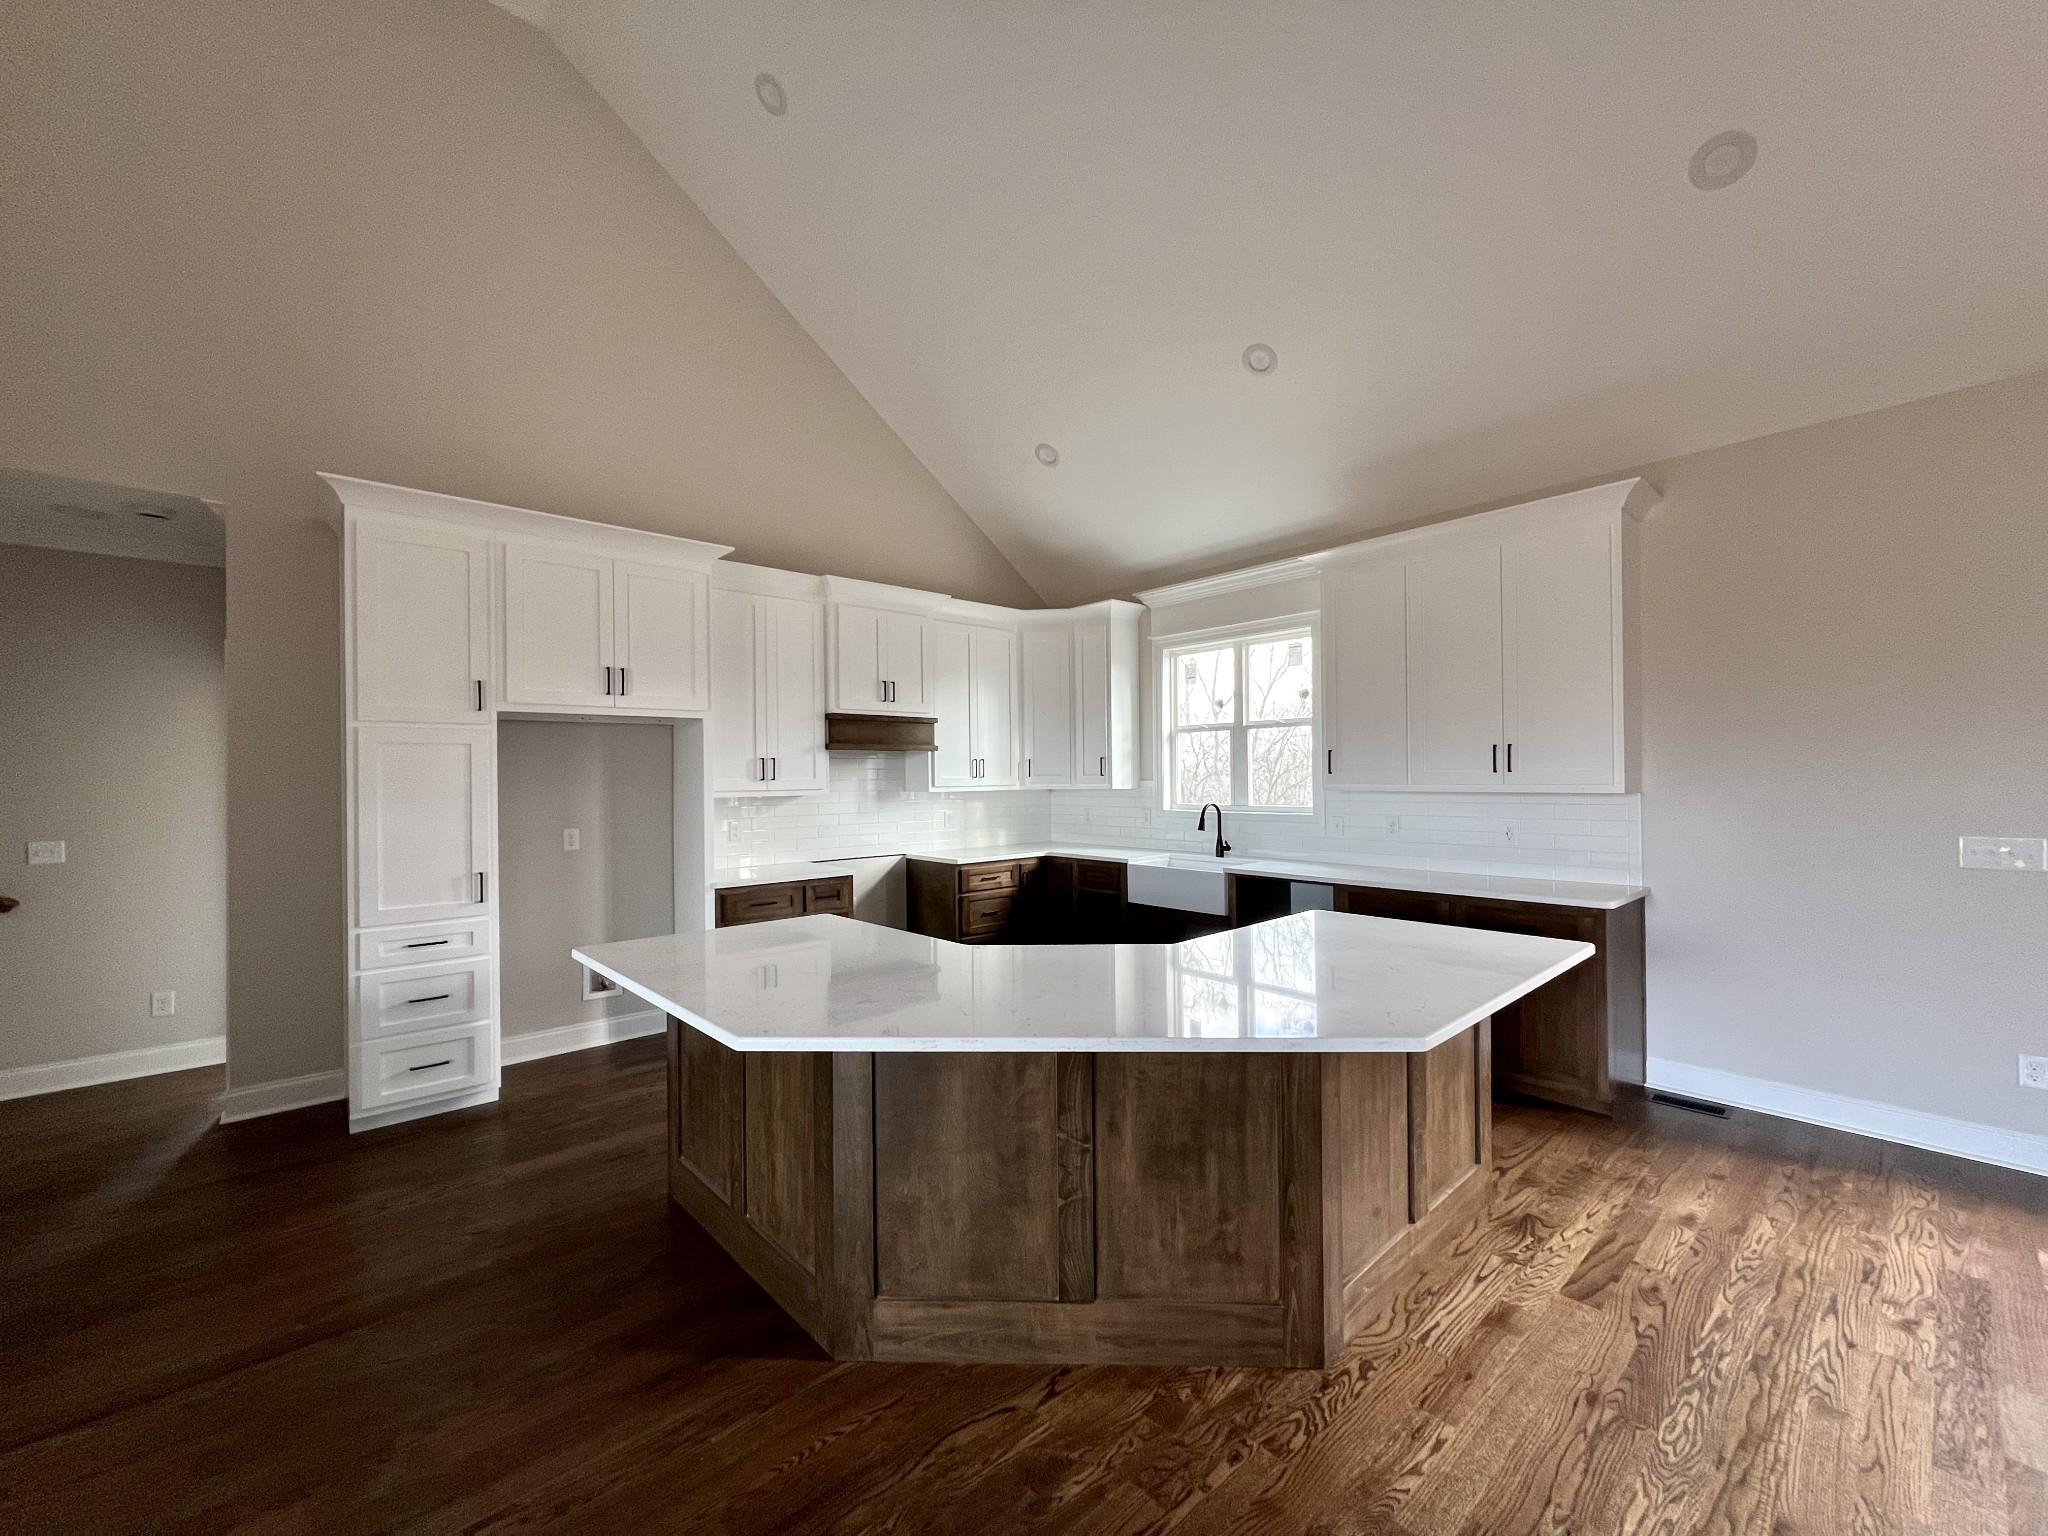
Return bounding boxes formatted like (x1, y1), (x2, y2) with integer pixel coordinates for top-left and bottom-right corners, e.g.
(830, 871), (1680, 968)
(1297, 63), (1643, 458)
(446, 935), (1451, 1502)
(958, 862), (1020, 894)
(961, 892), (1015, 935)
(353, 1022), (493, 1113)
(717, 884), (802, 926)
(354, 957), (492, 1040)
(803, 877), (853, 915)
(1074, 860), (1124, 894)
(354, 917), (493, 971)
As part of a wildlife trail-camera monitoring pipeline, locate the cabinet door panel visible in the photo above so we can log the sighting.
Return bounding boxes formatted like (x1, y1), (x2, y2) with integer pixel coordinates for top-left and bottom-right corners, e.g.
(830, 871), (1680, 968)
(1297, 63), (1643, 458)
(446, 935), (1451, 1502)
(353, 521), (491, 723)
(834, 603), (887, 709)
(1021, 623), (1075, 786)
(709, 589), (764, 793)
(1405, 543), (1503, 786)
(1502, 518), (1618, 788)
(503, 543), (613, 708)
(1075, 616), (1110, 784)
(762, 594), (828, 791)
(929, 621), (977, 788)
(615, 559), (708, 712)
(355, 726), (493, 927)
(974, 626), (1018, 786)
(882, 610), (930, 712)
(1321, 557), (1407, 785)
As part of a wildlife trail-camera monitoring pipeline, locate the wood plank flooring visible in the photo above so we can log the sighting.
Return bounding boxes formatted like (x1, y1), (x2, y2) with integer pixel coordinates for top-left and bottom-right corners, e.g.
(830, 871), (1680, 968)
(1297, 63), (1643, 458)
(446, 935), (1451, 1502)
(1, 1039), (2042, 1533)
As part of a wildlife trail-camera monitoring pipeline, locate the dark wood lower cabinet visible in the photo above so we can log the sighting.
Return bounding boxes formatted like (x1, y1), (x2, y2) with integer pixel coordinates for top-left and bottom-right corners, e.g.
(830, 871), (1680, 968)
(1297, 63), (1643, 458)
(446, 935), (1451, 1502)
(665, 1021), (1493, 1367)
(715, 875), (854, 928)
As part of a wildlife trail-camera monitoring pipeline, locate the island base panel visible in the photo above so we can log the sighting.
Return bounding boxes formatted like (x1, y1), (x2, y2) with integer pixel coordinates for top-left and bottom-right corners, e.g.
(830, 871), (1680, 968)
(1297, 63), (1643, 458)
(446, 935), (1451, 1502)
(666, 1024), (1491, 1368)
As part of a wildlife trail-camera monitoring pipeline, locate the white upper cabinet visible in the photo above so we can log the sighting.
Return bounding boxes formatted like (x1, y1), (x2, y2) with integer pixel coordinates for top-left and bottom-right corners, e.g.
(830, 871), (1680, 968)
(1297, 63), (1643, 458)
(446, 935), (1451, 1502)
(1500, 515), (1620, 788)
(832, 601), (931, 715)
(354, 725), (493, 928)
(1319, 556), (1407, 786)
(1020, 621), (1075, 786)
(503, 542), (614, 709)
(614, 558), (710, 712)
(711, 587), (828, 794)
(930, 621), (1018, 789)
(1405, 542), (1505, 786)
(1073, 603), (1139, 788)
(352, 519), (491, 723)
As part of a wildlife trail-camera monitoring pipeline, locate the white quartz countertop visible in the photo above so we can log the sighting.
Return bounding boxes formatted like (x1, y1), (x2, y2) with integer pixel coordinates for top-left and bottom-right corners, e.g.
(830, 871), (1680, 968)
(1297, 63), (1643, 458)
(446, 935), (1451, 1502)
(712, 861), (860, 891)
(574, 911), (1594, 1054)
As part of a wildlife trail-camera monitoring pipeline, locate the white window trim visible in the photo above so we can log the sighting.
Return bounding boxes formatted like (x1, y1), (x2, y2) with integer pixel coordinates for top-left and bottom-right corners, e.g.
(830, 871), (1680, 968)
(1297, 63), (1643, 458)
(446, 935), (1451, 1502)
(1156, 614), (1321, 821)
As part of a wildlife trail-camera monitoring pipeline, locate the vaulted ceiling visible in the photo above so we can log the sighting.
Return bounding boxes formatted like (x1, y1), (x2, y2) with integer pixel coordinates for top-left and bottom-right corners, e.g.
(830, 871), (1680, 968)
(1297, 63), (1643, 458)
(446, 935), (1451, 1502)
(511, 1), (2047, 603)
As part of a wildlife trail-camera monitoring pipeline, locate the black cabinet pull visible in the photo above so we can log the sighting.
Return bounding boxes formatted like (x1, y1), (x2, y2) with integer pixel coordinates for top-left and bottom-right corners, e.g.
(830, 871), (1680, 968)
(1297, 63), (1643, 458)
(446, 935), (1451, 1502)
(1492, 744), (1498, 773)
(405, 993), (451, 1005)
(1506, 742), (1513, 773)
(619, 666), (628, 696)
(474, 679), (485, 712)
(769, 756), (777, 781)
(1327, 748), (1333, 774)
(407, 1059), (452, 1073)
(476, 871), (487, 903)
(403, 938), (451, 949)
(1099, 755), (1106, 775)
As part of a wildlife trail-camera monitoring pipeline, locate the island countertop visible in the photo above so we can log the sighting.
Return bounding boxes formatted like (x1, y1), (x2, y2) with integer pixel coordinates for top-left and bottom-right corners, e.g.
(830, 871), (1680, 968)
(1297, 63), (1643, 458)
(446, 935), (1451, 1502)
(574, 910), (1594, 1055)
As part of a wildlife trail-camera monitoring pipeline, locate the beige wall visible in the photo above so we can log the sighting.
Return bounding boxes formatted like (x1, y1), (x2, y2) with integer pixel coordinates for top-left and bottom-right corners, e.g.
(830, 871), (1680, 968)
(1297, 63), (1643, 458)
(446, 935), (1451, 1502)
(497, 721), (672, 1040)
(0, 546), (227, 1073)
(0, 0), (1037, 1088)
(1639, 368), (2048, 1139)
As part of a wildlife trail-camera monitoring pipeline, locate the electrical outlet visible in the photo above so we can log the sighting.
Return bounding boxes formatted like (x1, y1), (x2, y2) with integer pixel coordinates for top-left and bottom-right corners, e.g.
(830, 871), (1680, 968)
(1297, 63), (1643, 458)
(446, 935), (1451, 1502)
(2021, 1055), (2048, 1090)
(562, 827), (580, 851)
(1386, 815), (1401, 835)
(27, 840), (66, 865)
(1959, 836), (2047, 872)
(150, 990), (176, 1018)
(1502, 825), (1517, 844)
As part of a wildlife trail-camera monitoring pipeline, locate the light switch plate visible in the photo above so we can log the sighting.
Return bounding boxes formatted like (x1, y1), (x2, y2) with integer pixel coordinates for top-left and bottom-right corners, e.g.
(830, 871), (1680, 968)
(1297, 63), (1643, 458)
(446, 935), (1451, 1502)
(27, 840), (66, 865)
(562, 828), (580, 851)
(1958, 836), (2047, 872)
(150, 990), (176, 1018)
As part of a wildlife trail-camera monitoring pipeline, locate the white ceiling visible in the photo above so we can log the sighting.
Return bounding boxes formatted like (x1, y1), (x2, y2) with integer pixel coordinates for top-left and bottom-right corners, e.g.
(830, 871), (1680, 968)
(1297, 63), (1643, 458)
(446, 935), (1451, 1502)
(0, 468), (225, 567)
(525, 1), (2048, 603)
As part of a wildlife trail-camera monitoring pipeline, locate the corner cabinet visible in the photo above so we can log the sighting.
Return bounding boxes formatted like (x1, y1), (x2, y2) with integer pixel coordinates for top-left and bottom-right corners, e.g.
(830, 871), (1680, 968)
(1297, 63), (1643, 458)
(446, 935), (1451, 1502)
(710, 582), (829, 795)
(1017, 600), (1141, 789)
(1310, 479), (1650, 794)
(324, 473), (731, 1134)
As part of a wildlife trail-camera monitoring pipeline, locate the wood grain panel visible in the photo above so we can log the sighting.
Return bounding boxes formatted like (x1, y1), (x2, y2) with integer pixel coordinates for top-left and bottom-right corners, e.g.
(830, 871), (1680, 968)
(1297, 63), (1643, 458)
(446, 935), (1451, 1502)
(674, 1024), (742, 1201)
(1334, 1051), (1410, 1279)
(1459, 898), (1608, 1109)
(743, 1053), (819, 1271)
(1408, 1029), (1480, 1219)
(869, 1298), (1286, 1366)
(715, 883), (802, 927)
(873, 1055), (1060, 1300)
(1055, 1054), (1095, 1302)
(1336, 886), (1457, 925)
(1095, 1055), (1282, 1304)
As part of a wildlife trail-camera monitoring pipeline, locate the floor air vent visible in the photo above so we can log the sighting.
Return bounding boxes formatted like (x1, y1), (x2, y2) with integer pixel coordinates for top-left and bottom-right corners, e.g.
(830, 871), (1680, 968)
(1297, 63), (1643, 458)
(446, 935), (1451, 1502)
(1648, 1091), (1731, 1118)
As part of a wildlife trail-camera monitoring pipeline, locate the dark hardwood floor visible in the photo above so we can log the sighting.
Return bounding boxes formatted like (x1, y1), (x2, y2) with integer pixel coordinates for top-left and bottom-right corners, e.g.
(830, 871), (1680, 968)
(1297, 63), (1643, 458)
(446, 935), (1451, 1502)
(2, 1039), (2042, 1534)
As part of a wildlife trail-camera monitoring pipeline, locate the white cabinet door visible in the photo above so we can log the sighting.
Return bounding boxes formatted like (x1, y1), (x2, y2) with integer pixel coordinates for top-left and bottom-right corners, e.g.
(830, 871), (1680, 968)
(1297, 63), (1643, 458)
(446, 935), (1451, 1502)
(761, 594), (828, 791)
(881, 609), (930, 713)
(973, 626), (1018, 787)
(833, 603), (888, 710)
(1502, 516), (1619, 788)
(929, 621), (977, 788)
(353, 521), (491, 723)
(1075, 615), (1111, 786)
(1021, 622), (1075, 786)
(709, 589), (765, 793)
(354, 725), (493, 928)
(615, 559), (708, 712)
(1321, 557), (1409, 785)
(503, 542), (614, 708)
(1405, 543), (1504, 785)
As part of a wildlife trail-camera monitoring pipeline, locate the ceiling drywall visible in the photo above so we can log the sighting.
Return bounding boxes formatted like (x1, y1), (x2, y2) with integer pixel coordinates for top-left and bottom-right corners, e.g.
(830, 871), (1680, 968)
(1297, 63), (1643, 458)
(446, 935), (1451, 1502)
(521, 1), (2048, 603)
(0, 468), (224, 567)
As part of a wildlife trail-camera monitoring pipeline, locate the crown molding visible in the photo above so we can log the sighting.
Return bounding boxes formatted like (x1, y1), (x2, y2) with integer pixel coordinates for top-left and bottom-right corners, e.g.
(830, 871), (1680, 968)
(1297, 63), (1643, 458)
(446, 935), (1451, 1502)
(1132, 557), (1319, 611)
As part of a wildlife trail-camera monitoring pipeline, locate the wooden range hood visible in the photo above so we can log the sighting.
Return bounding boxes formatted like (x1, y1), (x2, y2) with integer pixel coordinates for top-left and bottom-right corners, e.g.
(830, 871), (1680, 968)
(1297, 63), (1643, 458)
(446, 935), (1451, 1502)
(825, 713), (937, 752)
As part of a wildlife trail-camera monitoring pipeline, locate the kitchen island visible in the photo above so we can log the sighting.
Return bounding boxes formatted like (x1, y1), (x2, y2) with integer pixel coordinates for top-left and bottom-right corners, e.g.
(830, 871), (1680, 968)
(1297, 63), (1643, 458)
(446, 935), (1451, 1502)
(575, 911), (1593, 1368)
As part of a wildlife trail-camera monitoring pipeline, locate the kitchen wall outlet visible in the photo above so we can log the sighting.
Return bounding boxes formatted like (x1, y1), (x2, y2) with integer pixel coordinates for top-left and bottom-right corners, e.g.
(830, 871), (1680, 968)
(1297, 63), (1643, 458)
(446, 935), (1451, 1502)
(150, 990), (176, 1018)
(2021, 1055), (2048, 1090)
(1958, 836), (2046, 872)
(1502, 824), (1517, 844)
(562, 827), (580, 851)
(27, 840), (66, 865)
(1386, 815), (1401, 835)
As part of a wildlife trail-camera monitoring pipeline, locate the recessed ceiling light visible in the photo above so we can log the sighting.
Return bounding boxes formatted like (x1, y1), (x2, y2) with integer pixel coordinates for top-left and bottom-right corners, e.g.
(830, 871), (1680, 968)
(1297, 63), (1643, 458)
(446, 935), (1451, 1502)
(1688, 129), (1757, 191)
(1242, 343), (1278, 375)
(48, 502), (107, 521)
(754, 73), (787, 117)
(1033, 443), (1060, 467)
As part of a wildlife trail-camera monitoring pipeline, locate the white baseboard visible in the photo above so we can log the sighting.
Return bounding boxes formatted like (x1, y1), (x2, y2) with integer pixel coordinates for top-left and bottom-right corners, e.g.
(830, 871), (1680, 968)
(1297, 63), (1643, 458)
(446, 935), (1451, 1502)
(1645, 1057), (2048, 1178)
(219, 1069), (347, 1124)
(501, 1008), (665, 1066)
(0, 1035), (225, 1103)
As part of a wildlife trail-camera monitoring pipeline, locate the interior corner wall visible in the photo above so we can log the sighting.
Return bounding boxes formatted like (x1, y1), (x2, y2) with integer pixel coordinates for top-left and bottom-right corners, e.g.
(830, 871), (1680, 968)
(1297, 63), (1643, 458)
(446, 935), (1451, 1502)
(0, 0), (1040, 1091)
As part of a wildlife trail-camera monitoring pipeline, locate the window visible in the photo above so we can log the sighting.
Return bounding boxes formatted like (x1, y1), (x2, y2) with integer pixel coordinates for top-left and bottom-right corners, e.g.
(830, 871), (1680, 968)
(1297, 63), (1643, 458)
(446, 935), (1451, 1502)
(1165, 625), (1315, 812)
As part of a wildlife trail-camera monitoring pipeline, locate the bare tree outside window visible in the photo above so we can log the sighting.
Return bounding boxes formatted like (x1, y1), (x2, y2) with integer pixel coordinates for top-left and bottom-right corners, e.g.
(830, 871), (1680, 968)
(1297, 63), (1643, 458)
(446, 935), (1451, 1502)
(1166, 629), (1315, 812)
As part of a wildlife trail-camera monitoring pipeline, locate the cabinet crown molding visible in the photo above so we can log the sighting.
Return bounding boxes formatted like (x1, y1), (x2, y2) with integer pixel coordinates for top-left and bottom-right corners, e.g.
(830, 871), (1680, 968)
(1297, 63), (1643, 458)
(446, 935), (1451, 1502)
(712, 560), (828, 600)
(1133, 558), (1318, 611)
(317, 473), (734, 566)
(1303, 478), (1659, 569)
(821, 574), (953, 614)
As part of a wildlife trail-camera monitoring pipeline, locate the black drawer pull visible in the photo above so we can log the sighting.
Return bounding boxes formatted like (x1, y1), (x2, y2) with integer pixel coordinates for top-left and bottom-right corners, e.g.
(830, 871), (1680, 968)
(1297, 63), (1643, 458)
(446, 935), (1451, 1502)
(403, 938), (451, 949)
(408, 1059), (452, 1073)
(405, 993), (452, 1005)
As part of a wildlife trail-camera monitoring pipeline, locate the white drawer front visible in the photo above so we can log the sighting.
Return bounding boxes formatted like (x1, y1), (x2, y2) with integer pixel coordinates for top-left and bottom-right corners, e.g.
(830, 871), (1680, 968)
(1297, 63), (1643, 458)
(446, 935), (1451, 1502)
(355, 917), (492, 971)
(353, 1023), (494, 1112)
(354, 957), (492, 1039)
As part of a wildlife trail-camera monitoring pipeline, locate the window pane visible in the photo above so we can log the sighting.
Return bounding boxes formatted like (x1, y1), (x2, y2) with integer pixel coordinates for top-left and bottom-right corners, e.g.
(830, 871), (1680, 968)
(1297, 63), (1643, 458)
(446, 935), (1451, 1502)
(1248, 724), (1312, 807)
(1252, 920), (1314, 991)
(1254, 991), (1318, 1038)
(1174, 728), (1232, 808)
(1175, 647), (1235, 726)
(1246, 635), (1313, 721)
(1178, 974), (1240, 1037)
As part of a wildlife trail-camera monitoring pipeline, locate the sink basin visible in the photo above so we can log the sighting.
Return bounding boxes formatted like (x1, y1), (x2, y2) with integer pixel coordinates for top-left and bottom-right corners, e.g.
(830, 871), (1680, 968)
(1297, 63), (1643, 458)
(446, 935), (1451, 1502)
(1126, 857), (1231, 916)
